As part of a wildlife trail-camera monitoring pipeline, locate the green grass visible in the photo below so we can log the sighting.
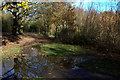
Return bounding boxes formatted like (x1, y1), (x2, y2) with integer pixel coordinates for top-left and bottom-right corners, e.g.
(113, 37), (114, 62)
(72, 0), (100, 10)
(39, 43), (120, 77)
(77, 57), (120, 77)
(32, 43), (120, 77)
(32, 45), (41, 49)
(2, 46), (22, 60)
(39, 43), (96, 57)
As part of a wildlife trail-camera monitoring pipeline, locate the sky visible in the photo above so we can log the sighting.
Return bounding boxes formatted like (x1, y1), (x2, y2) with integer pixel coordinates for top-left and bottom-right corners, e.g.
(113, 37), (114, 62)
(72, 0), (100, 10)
(73, 0), (119, 12)
(1, 0), (120, 13)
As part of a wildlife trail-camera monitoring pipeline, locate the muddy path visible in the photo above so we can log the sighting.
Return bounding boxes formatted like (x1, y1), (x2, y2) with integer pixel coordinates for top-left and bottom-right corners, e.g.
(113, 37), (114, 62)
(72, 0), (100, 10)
(2, 52), (117, 80)
(1, 33), (119, 80)
(2, 33), (55, 59)
(2, 33), (54, 48)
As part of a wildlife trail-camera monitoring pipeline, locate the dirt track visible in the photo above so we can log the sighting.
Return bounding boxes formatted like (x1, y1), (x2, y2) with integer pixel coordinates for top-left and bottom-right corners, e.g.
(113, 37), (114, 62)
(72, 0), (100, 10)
(2, 33), (54, 50)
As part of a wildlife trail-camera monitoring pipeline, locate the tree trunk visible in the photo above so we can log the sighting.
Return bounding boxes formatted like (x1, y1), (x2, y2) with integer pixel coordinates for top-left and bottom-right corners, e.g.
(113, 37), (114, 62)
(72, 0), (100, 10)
(18, 26), (23, 35)
(55, 25), (58, 38)
(12, 26), (17, 35)
(12, 15), (18, 35)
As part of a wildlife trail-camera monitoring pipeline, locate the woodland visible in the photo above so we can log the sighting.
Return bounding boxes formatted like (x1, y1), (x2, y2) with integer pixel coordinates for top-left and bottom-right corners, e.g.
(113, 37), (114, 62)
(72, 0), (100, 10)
(1, 1), (120, 79)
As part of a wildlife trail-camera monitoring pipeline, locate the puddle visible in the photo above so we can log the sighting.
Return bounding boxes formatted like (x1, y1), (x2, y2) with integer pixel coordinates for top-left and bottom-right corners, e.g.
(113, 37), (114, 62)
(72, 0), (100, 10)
(2, 47), (94, 79)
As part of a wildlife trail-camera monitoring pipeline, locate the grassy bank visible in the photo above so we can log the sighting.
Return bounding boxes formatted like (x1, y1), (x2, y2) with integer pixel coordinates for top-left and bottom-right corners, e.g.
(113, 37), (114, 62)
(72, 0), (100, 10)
(77, 57), (120, 77)
(35, 43), (120, 77)
(35, 43), (97, 57)
(2, 46), (22, 60)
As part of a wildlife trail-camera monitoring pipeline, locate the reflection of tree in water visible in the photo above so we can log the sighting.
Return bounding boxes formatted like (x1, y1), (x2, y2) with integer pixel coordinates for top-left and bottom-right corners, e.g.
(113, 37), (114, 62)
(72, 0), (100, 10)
(17, 55), (55, 78)
(2, 55), (88, 79)
(2, 55), (54, 79)
(2, 58), (17, 79)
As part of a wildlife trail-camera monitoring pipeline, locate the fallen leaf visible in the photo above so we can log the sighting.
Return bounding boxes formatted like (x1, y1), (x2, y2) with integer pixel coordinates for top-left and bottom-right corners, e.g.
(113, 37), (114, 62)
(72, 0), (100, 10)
(48, 73), (52, 75)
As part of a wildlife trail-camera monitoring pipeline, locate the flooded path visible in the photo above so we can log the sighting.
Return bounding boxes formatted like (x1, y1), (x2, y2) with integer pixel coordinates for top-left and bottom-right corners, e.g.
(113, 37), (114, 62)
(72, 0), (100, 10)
(1, 33), (118, 79)
(1, 48), (116, 80)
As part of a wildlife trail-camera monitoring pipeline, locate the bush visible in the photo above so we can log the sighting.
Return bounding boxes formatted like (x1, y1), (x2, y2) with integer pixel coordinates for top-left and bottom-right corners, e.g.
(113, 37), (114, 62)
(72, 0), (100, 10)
(29, 23), (38, 32)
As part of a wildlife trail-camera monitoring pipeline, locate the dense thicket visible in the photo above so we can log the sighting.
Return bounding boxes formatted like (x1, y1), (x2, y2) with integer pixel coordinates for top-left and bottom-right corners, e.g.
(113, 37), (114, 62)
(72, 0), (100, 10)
(2, 2), (120, 53)
(74, 9), (120, 53)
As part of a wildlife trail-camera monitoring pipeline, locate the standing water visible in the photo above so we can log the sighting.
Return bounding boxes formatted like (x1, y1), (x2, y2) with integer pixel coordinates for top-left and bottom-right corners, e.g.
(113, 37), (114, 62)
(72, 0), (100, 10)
(1, 48), (115, 79)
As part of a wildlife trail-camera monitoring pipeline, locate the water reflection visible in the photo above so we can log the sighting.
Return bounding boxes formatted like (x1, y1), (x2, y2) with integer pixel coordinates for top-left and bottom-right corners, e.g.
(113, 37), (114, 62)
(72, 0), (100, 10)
(2, 48), (94, 79)
(2, 54), (94, 79)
